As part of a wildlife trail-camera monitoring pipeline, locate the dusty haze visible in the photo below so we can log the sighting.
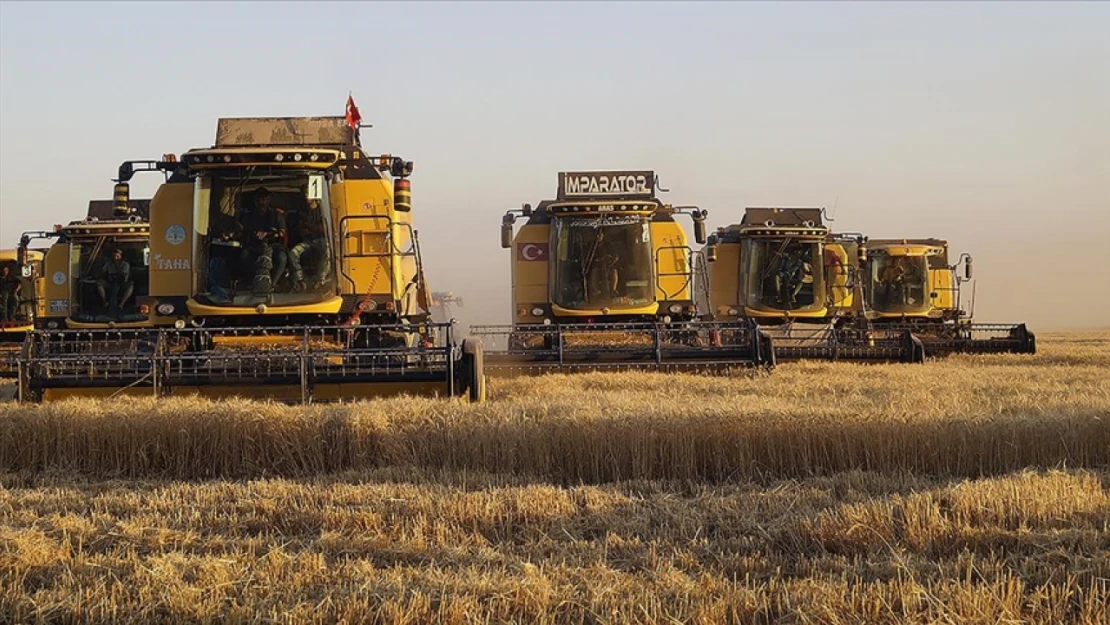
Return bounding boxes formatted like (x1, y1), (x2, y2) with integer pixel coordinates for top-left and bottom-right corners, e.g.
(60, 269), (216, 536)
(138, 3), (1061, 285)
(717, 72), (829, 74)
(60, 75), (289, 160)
(1, 2), (1106, 332)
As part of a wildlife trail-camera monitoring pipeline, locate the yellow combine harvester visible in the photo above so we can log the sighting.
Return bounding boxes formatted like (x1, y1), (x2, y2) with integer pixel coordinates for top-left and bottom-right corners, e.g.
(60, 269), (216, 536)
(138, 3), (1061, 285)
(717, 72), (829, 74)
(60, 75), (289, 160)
(0, 249), (43, 377)
(471, 171), (774, 375)
(700, 207), (926, 362)
(17, 114), (485, 403)
(19, 198), (156, 331)
(861, 238), (1035, 356)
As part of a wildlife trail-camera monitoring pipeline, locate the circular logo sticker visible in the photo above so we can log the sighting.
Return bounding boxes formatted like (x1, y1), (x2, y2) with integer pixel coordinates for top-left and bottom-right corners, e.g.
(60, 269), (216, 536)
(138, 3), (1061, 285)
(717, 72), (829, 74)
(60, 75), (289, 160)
(52, 271), (66, 285)
(165, 224), (186, 245)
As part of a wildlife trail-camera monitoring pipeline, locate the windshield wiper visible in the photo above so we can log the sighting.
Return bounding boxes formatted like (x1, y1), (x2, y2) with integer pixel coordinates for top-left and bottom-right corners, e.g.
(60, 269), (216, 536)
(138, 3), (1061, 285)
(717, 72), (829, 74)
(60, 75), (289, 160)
(579, 228), (608, 304)
(760, 239), (792, 281)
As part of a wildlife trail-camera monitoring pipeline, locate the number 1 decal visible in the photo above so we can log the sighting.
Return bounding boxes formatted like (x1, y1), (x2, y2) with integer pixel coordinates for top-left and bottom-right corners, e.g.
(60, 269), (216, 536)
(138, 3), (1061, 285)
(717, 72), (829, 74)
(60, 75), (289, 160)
(307, 174), (324, 200)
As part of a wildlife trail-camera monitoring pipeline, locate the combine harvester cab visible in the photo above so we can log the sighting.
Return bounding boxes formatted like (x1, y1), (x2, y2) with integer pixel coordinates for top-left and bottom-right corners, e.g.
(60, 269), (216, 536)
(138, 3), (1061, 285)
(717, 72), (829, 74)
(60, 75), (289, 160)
(18, 113), (485, 403)
(471, 171), (775, 376)
(699, 208), (925, 363)
(860, 239), (1035, 357)
(0, 249), (43, 377)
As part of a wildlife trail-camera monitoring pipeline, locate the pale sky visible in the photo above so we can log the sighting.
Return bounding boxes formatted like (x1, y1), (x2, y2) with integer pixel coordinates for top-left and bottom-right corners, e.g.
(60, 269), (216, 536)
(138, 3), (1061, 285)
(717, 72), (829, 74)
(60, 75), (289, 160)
(1, 1), (1107, 331)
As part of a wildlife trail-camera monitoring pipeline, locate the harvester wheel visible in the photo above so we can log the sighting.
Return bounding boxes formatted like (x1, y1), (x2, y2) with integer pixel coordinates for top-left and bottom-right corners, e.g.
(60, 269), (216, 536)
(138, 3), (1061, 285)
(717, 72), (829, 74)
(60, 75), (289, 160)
(460, 338), (486, 402)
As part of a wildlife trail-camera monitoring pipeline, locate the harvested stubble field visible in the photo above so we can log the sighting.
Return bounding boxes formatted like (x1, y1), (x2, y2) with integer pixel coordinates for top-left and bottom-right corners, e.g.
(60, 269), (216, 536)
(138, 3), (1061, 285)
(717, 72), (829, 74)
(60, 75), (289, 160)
(0, 331), (1107, 624)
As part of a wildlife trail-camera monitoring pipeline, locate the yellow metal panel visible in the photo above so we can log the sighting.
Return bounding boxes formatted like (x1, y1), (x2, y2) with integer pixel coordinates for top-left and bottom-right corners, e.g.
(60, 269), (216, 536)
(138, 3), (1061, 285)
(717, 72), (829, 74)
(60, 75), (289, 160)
(34, 277), (46, 318)
(186, 296), (344, 316)
(825, 243), (852, 311)
(149, 182), (195, 298)
(706, 241), (741, 316)
(930, 267), (956, 311)
(872, 244), (941, 256)
(65, 319), (151, 330)
(743, 306), (828, 319)
(551, 303), (659, 317)
(511, 223), (550, 323)
(40, 242), (69, 321)
(651, 221), (690, 303)
(392, 207), (421, 315)
(334, 179), (399, 300)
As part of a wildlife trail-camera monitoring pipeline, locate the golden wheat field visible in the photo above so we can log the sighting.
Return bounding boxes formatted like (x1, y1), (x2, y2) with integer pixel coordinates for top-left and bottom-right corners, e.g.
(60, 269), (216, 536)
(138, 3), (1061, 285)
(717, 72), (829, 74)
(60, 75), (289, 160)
(0, 331), (1107, 624)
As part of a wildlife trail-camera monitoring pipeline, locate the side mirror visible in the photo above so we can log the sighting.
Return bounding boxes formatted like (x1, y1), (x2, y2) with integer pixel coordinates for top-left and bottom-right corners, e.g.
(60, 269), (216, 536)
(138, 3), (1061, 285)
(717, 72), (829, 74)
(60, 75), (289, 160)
(16, 246), (26, 267)
(113, 182), (131, 216)
(500, 220), (513, 249)
(964, 257), (973, 280)
(693, 217), (707, 245)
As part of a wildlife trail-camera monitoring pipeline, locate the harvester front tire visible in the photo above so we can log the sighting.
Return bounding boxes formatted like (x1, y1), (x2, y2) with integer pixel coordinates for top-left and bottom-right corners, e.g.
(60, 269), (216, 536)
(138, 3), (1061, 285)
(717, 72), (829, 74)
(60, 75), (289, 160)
(461, 338), (486, 403)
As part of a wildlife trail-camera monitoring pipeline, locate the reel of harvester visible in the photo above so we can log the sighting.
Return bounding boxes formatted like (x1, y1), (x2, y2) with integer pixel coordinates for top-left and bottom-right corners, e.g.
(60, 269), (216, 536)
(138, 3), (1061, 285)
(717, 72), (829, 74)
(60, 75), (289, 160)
(754, 322), (926, 364)
(873, 321), (1036, 358)
(469, 319), (775, 377)
(16, 322), (485, 403)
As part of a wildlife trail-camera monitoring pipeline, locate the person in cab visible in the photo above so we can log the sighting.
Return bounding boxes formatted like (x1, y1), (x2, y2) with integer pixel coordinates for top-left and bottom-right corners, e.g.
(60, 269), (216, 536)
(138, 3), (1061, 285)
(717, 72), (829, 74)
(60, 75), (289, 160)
(288, 198), (331, 292)
(96, 247), (134, 319)
(774, 244), (808, 307)
(241, 188), (289, 294)
(0, 264), (21, 323)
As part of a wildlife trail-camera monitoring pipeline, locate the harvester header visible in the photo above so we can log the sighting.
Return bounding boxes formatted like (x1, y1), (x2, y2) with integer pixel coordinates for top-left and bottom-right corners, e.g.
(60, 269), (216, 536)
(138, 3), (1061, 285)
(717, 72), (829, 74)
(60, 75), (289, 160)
(557, 171), (655, 200)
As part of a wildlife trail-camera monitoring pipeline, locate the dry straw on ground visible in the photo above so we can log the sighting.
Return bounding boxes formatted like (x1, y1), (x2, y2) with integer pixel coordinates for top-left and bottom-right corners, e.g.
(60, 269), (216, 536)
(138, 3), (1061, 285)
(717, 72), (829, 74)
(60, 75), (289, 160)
(0, 331), (1107, 623)
(1, 468), (1107, 624)
(1, 333), (1107, 482)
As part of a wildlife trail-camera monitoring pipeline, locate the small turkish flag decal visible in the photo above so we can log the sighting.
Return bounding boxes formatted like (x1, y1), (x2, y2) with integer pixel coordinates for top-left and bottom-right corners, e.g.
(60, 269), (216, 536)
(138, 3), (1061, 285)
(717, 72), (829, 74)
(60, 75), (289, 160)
(518, 243), (549, 261)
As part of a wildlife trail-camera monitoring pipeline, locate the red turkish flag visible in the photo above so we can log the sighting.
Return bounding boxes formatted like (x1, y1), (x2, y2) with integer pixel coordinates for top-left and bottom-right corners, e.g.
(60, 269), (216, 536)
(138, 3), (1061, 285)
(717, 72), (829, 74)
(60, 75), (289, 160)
(518, 243), (549, 261)
(345, 94), (362, 130)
